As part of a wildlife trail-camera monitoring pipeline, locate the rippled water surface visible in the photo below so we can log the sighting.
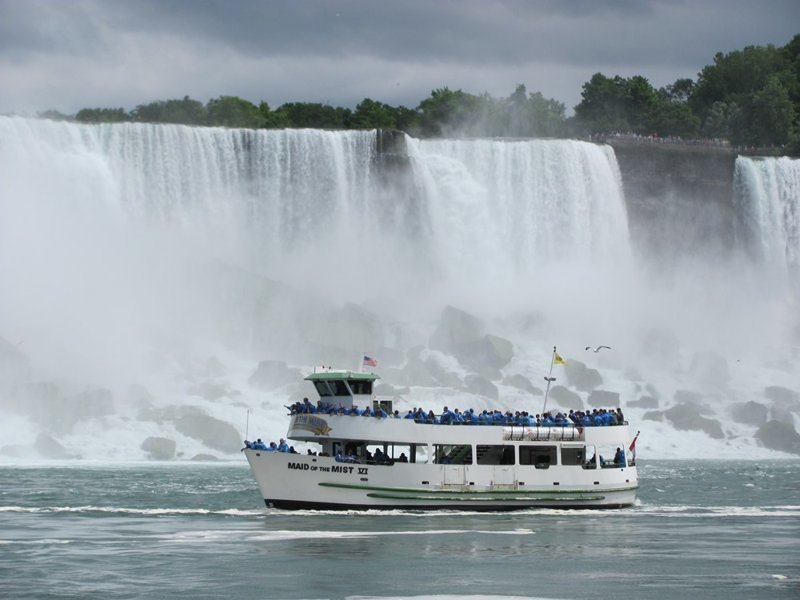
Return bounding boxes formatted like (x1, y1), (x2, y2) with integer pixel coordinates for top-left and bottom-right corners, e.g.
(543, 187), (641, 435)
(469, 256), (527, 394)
(1, 461), (798, 599)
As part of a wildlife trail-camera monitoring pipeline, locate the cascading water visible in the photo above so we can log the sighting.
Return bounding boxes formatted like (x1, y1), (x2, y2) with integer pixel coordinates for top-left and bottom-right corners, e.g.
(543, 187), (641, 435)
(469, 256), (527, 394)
(0, 116), (797, 460)
(734, 156), (800, 277)
(406, 138), (634, 322)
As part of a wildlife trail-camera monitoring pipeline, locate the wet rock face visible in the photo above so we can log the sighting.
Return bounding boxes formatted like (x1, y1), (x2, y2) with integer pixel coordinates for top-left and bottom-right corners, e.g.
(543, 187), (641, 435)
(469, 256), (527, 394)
(248, 360), (303, 391)
(464, 374), (499, 401)
(564, 360), (603, 392)
(174, 414), (242, 454)
(502, 374), (543, 396)
(429, 306), (485, 353)
(730, 401), (769, 426)
(629, 395), (659, 409)
(755, 420), (800, 455)
(141, 436), (176, 460)
(548, 386), (582, 410)
(664, 403), (724, 439)
(587, 390), (620, 408)
(35, 432), (80, 459)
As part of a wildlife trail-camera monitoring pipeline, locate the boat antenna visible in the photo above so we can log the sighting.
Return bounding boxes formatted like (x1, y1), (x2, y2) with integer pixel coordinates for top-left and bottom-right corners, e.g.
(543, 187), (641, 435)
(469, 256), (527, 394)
(542, 345), (558, 414)
(245, 408), (250, 441)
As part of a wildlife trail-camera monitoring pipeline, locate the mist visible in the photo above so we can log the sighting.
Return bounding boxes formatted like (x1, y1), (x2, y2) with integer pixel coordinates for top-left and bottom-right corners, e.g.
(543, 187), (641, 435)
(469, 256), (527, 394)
(0, 116), (798, 461)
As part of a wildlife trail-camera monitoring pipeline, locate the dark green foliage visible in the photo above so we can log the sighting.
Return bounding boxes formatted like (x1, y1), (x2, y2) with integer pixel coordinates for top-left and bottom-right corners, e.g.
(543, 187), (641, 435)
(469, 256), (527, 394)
(276, 102), (351, 129)
(207, 96), (265, 128)
(131, 96), (207, 125)
(416, 85), (567, 138)
(75, 107), (130, 123)
(689, 37), (800, 146)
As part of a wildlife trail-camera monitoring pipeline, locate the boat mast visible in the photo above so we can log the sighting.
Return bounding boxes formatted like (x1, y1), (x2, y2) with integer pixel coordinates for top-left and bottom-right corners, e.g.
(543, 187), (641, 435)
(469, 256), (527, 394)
(541, 345), (557, 414)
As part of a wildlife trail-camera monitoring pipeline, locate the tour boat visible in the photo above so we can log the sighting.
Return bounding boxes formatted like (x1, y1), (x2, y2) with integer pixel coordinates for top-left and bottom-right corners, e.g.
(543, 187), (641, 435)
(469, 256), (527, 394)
(243, 367), (639, 510)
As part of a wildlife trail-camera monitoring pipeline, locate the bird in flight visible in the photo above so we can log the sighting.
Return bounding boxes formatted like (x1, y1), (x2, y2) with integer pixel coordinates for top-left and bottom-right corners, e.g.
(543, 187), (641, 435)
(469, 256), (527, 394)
(585, 345), (612, 352)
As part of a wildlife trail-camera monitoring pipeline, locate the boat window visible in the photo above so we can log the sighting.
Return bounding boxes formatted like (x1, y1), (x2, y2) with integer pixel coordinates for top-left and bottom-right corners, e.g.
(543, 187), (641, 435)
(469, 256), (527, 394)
(561, 446), (585, 466)
(476, 445), (515, 465)
(333, 380), (350, 396)
(583, 445), (598, 469)
(313, 381), (335, 397)
(519, 445), (557, 467)
(387, 444), (412, 464)
(434, 444), (472, 465)
(348, 380), (373, 395)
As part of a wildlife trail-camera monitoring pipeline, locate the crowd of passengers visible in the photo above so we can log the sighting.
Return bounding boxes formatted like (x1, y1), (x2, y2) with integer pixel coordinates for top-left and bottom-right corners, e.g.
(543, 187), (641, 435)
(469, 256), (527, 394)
(288, 398), (624, 427)
(242, 438), (299, 453)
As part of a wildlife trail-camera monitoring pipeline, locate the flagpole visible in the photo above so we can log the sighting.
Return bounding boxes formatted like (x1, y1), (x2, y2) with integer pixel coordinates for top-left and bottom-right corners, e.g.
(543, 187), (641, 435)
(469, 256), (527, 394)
(542, 345), (557, 414)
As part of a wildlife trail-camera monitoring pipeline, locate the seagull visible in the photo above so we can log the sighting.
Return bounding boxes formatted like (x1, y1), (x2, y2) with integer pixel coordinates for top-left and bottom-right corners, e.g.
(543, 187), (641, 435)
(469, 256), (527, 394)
(585, 345), (612, 352)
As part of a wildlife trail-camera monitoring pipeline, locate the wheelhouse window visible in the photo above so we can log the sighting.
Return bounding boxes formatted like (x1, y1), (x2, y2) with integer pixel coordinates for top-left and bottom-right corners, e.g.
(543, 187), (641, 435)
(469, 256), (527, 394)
(313, 380), (351, 397)
(519, 445), (557, 468)
(348, 379), (373, 395)
(476, 445), (515, 465)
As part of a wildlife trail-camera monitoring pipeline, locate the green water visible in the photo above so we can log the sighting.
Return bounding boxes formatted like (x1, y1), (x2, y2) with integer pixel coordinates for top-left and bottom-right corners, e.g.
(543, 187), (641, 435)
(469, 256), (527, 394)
(0, 460), (798, 599)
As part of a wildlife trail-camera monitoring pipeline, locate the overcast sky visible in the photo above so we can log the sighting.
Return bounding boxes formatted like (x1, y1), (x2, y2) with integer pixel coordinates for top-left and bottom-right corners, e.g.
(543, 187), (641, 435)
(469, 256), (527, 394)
(1, 0), (798, 116)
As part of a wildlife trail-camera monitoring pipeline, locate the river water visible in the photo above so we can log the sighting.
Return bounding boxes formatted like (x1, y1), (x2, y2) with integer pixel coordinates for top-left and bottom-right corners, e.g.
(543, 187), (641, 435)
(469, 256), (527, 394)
(0, 460), (798, 599)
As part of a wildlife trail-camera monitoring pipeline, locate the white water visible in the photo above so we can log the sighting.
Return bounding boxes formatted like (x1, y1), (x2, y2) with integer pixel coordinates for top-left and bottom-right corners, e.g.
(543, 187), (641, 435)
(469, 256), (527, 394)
(0, 117), (797, 461)
(734, 156), (800, 279)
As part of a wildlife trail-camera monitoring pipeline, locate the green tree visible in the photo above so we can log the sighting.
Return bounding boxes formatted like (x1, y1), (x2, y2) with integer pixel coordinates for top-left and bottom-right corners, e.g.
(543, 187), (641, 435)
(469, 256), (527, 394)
(417, 87), (486, 136)
(131, 96), (206, 125)
(259, 101), (291, 129)
(278, 102), (351, 128)
(747, 76), (795, 145)
(206, 96), (265, 128)
(350, 98), (397, 129)
(75, 107), (130, 123)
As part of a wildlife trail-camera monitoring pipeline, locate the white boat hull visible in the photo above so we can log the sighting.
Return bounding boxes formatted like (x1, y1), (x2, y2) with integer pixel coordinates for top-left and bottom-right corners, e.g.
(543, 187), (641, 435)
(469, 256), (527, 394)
(244, 449), (637, 510)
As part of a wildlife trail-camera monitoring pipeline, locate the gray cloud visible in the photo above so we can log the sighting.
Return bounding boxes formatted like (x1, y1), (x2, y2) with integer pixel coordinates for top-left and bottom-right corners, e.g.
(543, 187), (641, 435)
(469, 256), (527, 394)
(0, 0), (797, 114)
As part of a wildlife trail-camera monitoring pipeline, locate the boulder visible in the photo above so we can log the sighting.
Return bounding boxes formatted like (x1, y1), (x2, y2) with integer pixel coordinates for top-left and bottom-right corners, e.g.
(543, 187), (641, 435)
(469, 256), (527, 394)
(587, 390), (620, 408)
(464, 374), (498, 401)
(730, 401), (768, 426)
(141, 436), (176, 460)
(502, 374), (543, 396)
(664, 404), (724, 439)
(764, 386), (800, 406)
(189, 453), (219, 461)
(248, 360), (303, 391)
(174, 414), (242, 454)
(755, 420), (800, 455)
(548, 386), (582, 410)
(564, 360), (603, 392)
(643, 410), (664, 422)
(35, 432), (79, 459)
(457, 334), (514, 370)
(628, 395), (659, 409)
(429, 306), (485, 353)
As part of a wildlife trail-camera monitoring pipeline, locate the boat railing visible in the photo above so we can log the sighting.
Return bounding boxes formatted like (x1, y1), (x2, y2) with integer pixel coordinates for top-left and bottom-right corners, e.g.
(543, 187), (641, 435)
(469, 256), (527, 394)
(502, 426), (584, 442)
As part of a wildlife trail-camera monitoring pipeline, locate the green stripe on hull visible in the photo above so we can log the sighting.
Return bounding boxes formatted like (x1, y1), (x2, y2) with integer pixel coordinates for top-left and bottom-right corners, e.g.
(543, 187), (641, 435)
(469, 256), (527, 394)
(318, 481), (638, 496)
(366, 492), (606, 502)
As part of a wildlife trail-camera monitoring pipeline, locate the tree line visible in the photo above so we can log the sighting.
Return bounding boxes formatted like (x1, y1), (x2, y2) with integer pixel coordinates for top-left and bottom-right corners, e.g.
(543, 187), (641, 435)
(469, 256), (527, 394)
(54, 34), (799, 153)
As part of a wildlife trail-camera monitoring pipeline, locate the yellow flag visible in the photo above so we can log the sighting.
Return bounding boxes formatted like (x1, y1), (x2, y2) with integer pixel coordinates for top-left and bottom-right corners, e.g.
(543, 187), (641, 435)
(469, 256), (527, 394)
(554, 352), (566, 365)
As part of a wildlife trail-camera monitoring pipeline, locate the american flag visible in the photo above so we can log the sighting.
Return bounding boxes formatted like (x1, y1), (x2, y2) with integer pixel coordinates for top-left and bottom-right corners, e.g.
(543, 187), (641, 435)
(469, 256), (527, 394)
(363, 355), (378, 367)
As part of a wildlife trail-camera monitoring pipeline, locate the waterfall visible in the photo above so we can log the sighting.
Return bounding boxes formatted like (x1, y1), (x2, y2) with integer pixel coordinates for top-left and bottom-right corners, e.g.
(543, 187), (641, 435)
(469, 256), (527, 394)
(409, 138), (630, 270)
(2, 117), (798, 460)
(734, 156), (800, 274)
